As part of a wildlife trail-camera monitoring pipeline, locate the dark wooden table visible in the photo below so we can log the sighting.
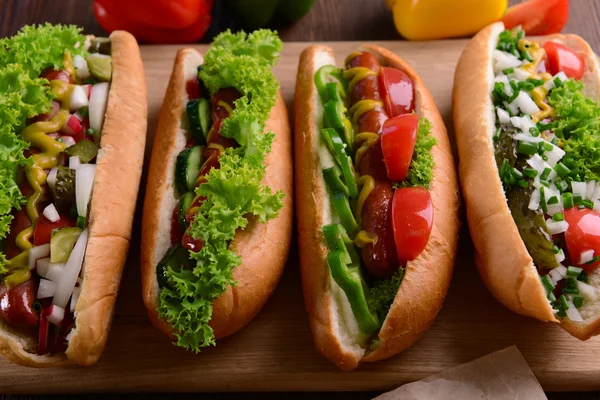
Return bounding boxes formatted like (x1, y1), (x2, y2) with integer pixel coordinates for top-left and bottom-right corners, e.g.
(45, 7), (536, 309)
(1, 0), (600, 398)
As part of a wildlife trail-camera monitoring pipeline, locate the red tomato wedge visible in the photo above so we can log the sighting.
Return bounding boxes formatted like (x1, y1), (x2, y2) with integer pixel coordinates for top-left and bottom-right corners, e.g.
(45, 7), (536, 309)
(391, 187), (433, 263)
(379, 67), (414, 117)
(502, 0), (568, 36)
(381, 114), (419, 182)
(543, 41), (585, 80)
(564, 208), (600, 271)
(33, 214), (76, 246)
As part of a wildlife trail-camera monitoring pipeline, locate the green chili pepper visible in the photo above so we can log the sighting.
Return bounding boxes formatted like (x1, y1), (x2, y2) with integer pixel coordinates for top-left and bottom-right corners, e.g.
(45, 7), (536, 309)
(323, 224), (360, 266)
(330, 191), (359, 237)
(322, 129), (358, 198)
(315, 65), (346, 103)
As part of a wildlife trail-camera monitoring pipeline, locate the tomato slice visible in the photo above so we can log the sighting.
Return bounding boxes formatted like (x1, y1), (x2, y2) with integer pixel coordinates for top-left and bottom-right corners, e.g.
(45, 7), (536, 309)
(543, 41), (585, 80)
(564, 208), (600, 271)
(33, 214), (76, 246)
(391, 187), (433, 262)
(379, 67), (414, 117)
(381, 114), (419, 182)
(502, 0), (568, 36)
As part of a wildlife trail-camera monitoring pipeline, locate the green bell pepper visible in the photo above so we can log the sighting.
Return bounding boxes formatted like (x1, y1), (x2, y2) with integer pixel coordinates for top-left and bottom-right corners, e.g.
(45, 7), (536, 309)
(321, 129), (358, 199)
(315, 67), (346, 103)
(227, 0), (315, 29)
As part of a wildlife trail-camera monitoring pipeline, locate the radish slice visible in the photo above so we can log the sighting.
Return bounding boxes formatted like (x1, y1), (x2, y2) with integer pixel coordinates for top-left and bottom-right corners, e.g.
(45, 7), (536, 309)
(83, 84), (92, 98)
(89, 82), (109, 132)
(70, 85), (89, 112)
(61, 114), (83, 136)
(69, 156), (81, 170)
(73, 55), (91, 80)
(28, 244), (50, 270)
(47, 305), (65, 326)
(37, 279), (56, 299)
(76, 164), (96, 218)
(53, 228), (88, 308)
(43, 203), (60, 223)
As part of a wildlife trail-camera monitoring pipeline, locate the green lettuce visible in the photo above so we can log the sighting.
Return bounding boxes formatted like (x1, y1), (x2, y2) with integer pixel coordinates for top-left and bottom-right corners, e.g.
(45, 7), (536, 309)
(158, 30), (285, 351)
(0, 23), (88, 76)
(398, 117), (437, 189)
(548, 79), (600, 182)
(367, 268), (405, 322)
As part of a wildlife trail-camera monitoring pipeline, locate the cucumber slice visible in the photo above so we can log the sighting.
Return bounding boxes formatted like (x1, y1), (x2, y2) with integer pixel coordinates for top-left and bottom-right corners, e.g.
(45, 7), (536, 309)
(156, 244), (191, 289)
(175, 145), (204, 195)
(186, 98), (211, 144)
(178, 192), (195, 232)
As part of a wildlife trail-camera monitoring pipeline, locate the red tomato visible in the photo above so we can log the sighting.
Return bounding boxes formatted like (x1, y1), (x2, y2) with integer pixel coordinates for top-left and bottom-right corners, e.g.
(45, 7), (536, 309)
(502, 0), (568, 36)
(33, 214), (76, 246)
(543, 41), (585, 80)
(381, 114), (419, 182)
(75, 118), (90, 143)
(564, 208), (600, 271)
(379, 67), (414, 117)
(391, 187), (433, 262)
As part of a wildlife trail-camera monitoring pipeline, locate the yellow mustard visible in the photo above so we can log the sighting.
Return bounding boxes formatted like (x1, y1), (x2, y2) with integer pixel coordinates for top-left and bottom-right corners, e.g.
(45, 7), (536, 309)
(354, 230), (377, 248)
(217, 100), (234, 116)
(343, 67), (378, 95)
(355, 175), (375, 225)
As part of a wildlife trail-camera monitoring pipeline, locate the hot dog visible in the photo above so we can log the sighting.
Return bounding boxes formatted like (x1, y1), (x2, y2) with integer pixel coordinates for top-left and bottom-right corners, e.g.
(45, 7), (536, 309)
(454, 22), (600, 340)
(141, 30), (292, 350)
(295, 45), (460, 370)
(0, 24), (146, 367)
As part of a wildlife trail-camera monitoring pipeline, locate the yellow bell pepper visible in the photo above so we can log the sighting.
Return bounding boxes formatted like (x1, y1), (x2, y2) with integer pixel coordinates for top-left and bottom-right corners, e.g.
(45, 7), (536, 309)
(388, 0), (507, 41)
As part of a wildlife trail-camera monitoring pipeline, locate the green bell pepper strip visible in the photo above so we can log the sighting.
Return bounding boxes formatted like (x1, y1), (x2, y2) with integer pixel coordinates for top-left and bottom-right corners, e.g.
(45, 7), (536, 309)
(330, 191), (359, 237)
(323, 223), (360, 267)
(327, 250), (380, 335)
(321, 129), (358, 199)
(324, 99), (354, 155)
(323, 166), (349, 198)
(315, 65), (346, 103)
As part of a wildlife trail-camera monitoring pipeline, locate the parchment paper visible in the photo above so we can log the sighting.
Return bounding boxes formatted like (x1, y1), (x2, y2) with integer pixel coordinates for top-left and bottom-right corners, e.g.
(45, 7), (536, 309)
(374, 346), (546, 400)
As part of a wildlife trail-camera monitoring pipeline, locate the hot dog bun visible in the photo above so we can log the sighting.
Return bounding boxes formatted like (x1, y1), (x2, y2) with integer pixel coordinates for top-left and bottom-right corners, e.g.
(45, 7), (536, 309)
(0, 30), (147, 367)
(453, 22), (600, 340)
(141, 48), (293, 342)
(295, 44), (460, 371)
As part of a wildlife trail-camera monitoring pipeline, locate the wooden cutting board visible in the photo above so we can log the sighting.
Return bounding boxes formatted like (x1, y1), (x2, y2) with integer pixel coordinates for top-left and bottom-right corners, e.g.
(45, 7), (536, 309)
(2, 40), (600, 393)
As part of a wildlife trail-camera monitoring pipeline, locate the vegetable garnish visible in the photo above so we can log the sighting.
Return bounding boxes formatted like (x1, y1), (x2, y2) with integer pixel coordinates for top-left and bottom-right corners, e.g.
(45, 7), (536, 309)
(157, 30), (285, 352)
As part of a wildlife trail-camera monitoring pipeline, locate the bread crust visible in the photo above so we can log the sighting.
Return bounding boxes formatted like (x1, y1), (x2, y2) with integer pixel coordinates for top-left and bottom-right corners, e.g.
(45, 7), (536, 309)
(0, 30), (147, 367)
(453, 22), (600, 338)
(295, 45), (459, 371)
(141, 49), (293, 342)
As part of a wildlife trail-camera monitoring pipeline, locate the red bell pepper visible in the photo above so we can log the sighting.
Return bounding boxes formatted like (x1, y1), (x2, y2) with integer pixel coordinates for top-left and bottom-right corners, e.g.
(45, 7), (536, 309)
(93, 0), (214, 44)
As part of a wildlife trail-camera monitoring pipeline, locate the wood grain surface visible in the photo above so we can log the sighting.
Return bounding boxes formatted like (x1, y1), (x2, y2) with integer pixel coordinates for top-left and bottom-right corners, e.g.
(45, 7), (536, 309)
(2, 40), (600, 393)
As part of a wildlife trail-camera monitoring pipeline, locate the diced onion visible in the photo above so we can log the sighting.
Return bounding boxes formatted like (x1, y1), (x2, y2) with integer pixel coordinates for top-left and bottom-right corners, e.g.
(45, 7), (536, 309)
(47, 167), (58, 193)
(89, 82), (109, 132)
(47, 305), (65, 326)
(497, 108), (510, 124)
(36, 257), (50, 275)
(513, 133), (545, 143)
(513, 68), (532, 81)
(510, 115), (536, 133)
(73, 55), (91, 80)
(528, 188), (540, 210)
(42, 203), (60, 223)
(515, 91), (541, 116)
(493, 50), (522, 73)
(580, 250), (595, 265)
(53, 228), (88, 308)
(586, 181), (596, 200)
(546, 190), (564, 216)
(557, 264), (568, 277)
(578, 281), (598, 299)
(69, 85), (89, 112)
(76, 164), (96, 218)
(594, 200), (600, 214)
(527, 154), (547, 174)
(37, 279), (56, 299)
(28, 244), (50, 270)
(545, 144), (565, 167)
(506, 100), (519, 116)
(572, 181), (587, 198)
(40, 262), (65, 282)
(555, 71), (568, 83)
(546, 219), (569, 235)
(592, 183), (600, 202)
(60, 136), (76, 148)
(70, 286), (82, 314)
(549, 268), (563, 285)
(494, 75), (513, 96)
(565, 300), (584, 322)
(555, 248), (565, 263)
(69, 156), (81, 170)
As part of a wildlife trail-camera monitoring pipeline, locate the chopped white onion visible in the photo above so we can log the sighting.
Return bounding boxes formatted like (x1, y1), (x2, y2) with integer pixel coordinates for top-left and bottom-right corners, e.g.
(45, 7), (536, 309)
(565, 300), (584, 322)
(28, 244), (50, 270)
(70, 286), (81, 314)
(69, 156), (81, 170)
(516, 91), (541, 116)
(555, 71), (568, 83)
(586, 181), (596, 200)
(53, 228), (88, 308)
(549, 268), (563, 285)
(60, 136), (76, 148)
(572, 181), (587, 198)
(545, 144), (565, 167)
(546, 219), (569, 235)
(505, 100), (519, 116)
(42, 203), (60, 223)
(76, 164), (96, 218)
(494, 75), (513, 96)
(497, 108), (511, 124)
(543, 79), (555, 91)
(40, 262), (65, 282)
(580, 250), (595, 265)
(89, 82), (109, 132)
(69, 85), (89, 112)
(73, 55), (91, 80)
(510, 115), (537, 133)
(578, 281), (598, 299)
(592, 184), (600, 202)
(36, 257), (50, 274)
(37, 279), (56, 299)
(47, 305), (65, 326)
(493, 50), (522, 73)
(557, 264), (568, 277)
(557, 180), (569, 191)
(513, 68), (532, 81)
(594, 200), (600, 214)
(526, 154), (547, 174)
(546, 195), (564, 216)
(47, 167), (58, 193)
(514, 133), (545, 143)
(529, 188), (541, 210)
(555, 248), (565, 263)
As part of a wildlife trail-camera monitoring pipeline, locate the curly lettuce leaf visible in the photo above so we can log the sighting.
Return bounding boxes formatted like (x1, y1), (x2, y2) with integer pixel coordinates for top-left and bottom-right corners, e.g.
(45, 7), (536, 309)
(367, 268), (405, 322)
(210, 29), (282, 67)
(397, 116), (437, 189)
(158, 30), (285, 352)
(548, 79), (600, 182)
(0, 23), (88, 76)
